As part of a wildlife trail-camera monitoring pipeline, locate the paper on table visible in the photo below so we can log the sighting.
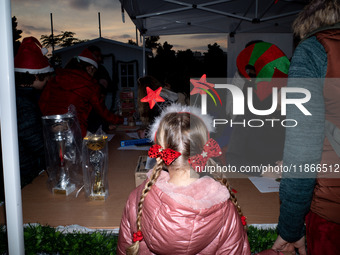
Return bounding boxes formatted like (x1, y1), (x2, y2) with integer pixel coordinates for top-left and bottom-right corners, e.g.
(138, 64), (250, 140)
(145, 157), (156, 169)
(126, 132), (140, 139)
(117, 145), (150, 151)
(248, 176), (280, 193)
(107, 134), (115, 141)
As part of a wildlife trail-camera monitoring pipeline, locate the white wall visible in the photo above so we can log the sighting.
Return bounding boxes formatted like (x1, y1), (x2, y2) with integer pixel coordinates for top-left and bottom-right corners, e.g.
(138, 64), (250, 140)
(227, 33), (294, 81)
(58, 41), (144, 80)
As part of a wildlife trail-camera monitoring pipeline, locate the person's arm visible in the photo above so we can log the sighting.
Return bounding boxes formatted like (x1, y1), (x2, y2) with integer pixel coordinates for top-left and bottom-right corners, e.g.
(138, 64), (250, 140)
(89, 85), (123, 125)
(276, 37), (327, 243)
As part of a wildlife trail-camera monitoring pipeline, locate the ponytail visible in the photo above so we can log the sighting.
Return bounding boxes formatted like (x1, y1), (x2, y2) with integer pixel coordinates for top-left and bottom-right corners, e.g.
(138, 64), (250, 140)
(126, 158), (163, 255)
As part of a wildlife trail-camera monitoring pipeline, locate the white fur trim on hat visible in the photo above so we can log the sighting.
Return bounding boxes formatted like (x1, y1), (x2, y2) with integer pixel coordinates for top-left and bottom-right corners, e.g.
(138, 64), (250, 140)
(147, 103), (215, 142)
(78, 56), (98, 69)
(14, 65), (54, 74)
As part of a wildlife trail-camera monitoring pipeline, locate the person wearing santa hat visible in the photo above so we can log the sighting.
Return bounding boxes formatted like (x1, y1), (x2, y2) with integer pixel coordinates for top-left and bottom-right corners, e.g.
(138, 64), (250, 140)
(14, 36), (54, 187)
(39, 48), (123, 137)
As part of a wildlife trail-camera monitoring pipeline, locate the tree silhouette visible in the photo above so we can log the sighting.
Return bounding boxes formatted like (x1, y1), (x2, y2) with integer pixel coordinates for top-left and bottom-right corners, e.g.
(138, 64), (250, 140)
(12, 16), (22, 56)
(40, 34), (58, 49)
(127, 39), (137, 45)
(40, 31), (88, 49)
(127, 36), (159, 49)
(203, 43), (227, 77)
(156, 41), (176, 59)
(145, 36), (160, 50)
(148, 41), (176, 85)
(147, 41), (227, 94)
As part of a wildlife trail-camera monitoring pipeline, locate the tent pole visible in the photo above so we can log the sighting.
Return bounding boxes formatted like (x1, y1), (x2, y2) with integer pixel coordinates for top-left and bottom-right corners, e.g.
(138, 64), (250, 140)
(255, 0), (258, 19)
(261, 11), (301, 22)
(136, 6), (191, 19)
(136, 27), (139, 46)
(199, 0), (233, 7)
(197, 6), (253, 21)
(143, 35), (146, 76)
(0, 0), (25, 254)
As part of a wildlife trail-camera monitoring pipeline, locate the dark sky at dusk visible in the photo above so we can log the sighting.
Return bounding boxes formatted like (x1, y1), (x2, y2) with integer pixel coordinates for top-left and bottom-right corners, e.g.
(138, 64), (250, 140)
(11, 0), (228, 53)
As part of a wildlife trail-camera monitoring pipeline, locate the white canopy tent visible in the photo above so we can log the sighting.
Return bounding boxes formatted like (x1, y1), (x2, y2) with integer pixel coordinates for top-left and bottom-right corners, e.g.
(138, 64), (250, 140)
(0, 0), (25, 254)
(120, 0), (308, 76)
(120, 0), (308, 35)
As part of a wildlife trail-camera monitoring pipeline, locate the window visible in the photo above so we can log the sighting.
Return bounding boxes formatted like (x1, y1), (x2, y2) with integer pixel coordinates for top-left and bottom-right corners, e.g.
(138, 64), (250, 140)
(118, 61), (138, 89)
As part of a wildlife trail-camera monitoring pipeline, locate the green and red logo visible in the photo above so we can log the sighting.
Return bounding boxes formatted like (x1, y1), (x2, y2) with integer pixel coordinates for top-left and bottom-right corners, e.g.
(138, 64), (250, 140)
(190, 74), (222, 106)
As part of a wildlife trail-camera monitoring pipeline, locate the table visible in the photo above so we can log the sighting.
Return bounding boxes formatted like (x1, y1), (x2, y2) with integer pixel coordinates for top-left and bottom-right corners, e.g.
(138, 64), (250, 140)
(228, 177), (280, 224)
(0, 131), (280, 229)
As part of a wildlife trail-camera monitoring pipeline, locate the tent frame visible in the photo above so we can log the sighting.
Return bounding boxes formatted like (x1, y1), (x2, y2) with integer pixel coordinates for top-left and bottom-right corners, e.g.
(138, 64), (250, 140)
(123, 0), (305, 36)
(0, 0), (25, 254)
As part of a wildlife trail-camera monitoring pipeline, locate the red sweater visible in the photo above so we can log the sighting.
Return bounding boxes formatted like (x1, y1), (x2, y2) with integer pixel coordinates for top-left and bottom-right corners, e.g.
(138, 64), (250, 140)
(39, 68), (122, 137)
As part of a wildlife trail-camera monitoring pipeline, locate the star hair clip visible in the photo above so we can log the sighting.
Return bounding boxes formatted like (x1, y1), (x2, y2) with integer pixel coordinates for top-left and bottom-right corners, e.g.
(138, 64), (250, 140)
(140, 86), (165, 109)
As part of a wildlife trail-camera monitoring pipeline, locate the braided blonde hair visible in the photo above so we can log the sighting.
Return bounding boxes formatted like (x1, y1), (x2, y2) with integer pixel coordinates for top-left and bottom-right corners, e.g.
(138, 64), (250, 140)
(126, 112), (187, 255)
(126, 158), (163, 255)
(212, 171), (246, 229)
(184, 113), (245, 226)
(126, 111), (245, 254)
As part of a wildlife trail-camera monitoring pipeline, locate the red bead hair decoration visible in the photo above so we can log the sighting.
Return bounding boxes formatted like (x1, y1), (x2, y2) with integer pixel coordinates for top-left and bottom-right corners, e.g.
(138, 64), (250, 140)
(241, 216), (247, 226)
(132, 230), (143, 242)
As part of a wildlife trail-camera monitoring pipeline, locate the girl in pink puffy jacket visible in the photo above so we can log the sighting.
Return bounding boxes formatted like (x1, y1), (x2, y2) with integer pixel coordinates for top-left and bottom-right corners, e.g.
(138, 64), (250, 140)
(118, 104), (250, 255)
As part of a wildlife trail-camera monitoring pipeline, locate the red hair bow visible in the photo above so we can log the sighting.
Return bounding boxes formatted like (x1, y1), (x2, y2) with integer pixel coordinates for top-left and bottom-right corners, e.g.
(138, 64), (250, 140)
(132, 230), (143, 242)
(241, 216), (247, 226)
(188, 138), (222, 172)
(148, 144), (181, 165)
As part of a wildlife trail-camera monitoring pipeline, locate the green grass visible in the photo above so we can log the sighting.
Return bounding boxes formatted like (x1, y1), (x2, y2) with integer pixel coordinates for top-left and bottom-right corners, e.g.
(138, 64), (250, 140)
(0, 224), (277, 254)
(0, 224), (117, 255)
(248, 225), (278, 253)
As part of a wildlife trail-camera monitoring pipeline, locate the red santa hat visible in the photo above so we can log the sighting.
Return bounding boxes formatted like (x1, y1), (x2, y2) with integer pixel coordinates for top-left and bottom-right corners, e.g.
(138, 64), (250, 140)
(14, 36), (53, 74)
(78, 48), (98, 69)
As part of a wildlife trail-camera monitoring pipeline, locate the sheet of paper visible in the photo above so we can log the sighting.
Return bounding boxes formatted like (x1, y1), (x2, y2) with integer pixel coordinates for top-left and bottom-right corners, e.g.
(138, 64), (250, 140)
(145, 157), (156, 169)
(248, 176), (280, 193)
(117, 145), (150, 151)
(126, 132), (140, 139)
(107, 134), (115, 141)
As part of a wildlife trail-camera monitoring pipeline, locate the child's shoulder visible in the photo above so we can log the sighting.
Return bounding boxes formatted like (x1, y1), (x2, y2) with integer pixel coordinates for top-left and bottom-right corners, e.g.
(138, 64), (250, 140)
(127, 180), (147, 206)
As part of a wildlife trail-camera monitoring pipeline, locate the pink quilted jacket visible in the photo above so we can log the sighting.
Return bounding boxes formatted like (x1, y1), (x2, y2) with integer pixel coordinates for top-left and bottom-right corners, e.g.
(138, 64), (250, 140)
(118, 170), (250, 254)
